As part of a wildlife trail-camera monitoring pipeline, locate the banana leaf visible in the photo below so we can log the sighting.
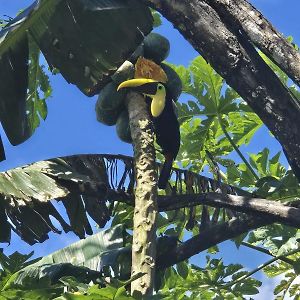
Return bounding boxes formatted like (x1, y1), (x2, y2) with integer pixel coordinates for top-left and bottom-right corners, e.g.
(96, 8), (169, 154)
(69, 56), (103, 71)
(0, 0), (152, 156)
(0, 154), (112, 244)
(8, 225), (128, 288)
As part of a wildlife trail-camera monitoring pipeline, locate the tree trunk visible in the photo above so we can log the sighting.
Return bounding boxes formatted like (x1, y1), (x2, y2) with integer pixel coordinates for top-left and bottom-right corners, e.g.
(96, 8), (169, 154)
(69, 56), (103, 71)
(144, 0), (300, 181)
(127, 91), (158, 298)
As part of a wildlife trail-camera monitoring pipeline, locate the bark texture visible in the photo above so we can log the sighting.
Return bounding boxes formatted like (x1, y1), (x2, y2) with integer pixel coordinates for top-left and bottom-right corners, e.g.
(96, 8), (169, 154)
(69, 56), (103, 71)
(144, 0), (300, 181)
(127, 92), (157, 298)
(157, 215), (269, 268)
(159, 193), (300, 228)
(207, 0), (300, 86)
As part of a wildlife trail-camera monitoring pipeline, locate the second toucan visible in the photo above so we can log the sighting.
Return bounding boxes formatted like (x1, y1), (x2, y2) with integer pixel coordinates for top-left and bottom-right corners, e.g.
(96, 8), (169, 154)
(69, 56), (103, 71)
(118, 78), (180, 189)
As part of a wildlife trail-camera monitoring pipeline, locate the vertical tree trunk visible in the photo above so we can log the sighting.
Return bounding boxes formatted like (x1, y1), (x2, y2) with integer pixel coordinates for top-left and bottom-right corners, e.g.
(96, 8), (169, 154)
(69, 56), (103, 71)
(127, 91), (158, 298)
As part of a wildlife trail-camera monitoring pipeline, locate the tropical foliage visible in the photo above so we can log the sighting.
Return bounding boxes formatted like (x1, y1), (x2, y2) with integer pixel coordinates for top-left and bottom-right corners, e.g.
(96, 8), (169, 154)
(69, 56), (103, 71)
(0, 0), (152, 159)
(0, 2), (300, 300)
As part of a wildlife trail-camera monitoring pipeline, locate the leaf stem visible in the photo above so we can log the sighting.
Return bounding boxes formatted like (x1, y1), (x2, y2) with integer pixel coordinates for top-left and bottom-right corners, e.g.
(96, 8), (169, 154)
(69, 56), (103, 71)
(218, 115), (259, 181)
(222, 247), (300, 289)
(241, 242), (295, 265)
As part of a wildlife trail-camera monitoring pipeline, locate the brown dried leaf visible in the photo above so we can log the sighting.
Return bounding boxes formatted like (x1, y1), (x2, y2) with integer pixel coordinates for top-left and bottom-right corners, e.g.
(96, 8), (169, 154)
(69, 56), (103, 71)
(134, 57), (167, 83)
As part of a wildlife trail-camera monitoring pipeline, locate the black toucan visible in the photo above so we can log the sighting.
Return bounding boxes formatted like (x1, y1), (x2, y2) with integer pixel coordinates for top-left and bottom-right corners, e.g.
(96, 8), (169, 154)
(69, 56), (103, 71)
(118, 78), (180, 189)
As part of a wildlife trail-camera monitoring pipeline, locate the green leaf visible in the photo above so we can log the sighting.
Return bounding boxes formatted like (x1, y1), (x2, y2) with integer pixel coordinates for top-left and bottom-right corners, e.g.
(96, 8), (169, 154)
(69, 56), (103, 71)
(224, 264), (243, 278)
(277, 238), (300, 256)
(0, 251), (35, 274)
(176, 262), (189, 279)
(6, 226), (125, 288)
(229, 112), (263, 147)
(0, 286), (63, 300)
(151, 9), (162, 28)
(190, 56), (223, 109)
(59, 276), (89, 293)
(0, 161), (76, 201)
(274, 279), (290, 295)
(263, 262), (291, 278)
(26, 33), (52, 132)
(0, 0), (152, 153)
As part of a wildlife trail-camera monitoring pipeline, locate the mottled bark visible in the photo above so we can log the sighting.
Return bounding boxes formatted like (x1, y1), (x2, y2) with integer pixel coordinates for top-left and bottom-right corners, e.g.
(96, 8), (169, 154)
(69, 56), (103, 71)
(206, 0), (300, 86)
(144, 0), (300, 181)
(127, 92), (157, 298)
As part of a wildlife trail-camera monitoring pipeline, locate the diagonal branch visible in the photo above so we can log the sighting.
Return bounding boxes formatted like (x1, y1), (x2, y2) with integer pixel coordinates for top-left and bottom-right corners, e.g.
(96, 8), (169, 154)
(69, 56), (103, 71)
(157, 215), (269, 268)
(206, 0), (300, 86)
(143, 0), (300, 181)
(241, 242), (295, 266)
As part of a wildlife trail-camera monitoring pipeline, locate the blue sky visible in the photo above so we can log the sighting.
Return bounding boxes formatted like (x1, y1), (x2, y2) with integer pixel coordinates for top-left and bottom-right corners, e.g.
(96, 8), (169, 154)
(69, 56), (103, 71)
(1, 0), (300, 298)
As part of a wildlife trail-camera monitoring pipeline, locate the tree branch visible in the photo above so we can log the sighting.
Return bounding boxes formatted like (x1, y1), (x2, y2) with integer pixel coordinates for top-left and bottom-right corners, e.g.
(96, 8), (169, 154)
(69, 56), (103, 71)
(157, 216), (269, 268)
(158, 193), (300, 228)
(221, 246), (300, 289)
(69, 185), (300, 230)
(206, 0), (300, 86)
(144, 0), (300, 181)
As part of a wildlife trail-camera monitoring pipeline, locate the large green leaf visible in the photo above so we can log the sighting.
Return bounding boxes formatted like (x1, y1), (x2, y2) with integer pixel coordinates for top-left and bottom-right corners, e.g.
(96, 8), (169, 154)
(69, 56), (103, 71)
(33, 0), (152, 96)
(9, 225), (125, 287)
(174, 56), (260, 177)
(0, 227), (134, 299)
(0, 155), (111, 244)
(153, 257), (261, 299)
(0, 1), (57, 147)
(0, 0), (152, 155)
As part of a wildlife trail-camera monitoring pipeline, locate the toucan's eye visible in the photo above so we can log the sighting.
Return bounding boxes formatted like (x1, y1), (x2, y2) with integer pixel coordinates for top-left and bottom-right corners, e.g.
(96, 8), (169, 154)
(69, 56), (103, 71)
(158, 85), (163, 90)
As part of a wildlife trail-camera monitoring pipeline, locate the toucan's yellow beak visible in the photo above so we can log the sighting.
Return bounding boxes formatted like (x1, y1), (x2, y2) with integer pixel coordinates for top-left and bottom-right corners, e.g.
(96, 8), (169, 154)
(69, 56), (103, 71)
(117, 78), (167, 117)
(117, 78), (158, 91)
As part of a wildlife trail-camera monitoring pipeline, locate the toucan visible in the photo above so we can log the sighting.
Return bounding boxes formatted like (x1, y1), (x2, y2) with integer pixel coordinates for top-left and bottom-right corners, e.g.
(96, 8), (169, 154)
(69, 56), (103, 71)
(118, 78), (180, 189)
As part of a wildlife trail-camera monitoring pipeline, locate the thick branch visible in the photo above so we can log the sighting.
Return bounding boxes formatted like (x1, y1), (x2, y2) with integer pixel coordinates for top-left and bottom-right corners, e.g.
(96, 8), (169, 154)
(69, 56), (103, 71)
(157, 216), (268, 268)
(206, 0), (300, 86)
(72, 186), (300, 230)
(127, 92), (158, 297)
(158, 193), (300, 228)
(144, 0), (300, 181)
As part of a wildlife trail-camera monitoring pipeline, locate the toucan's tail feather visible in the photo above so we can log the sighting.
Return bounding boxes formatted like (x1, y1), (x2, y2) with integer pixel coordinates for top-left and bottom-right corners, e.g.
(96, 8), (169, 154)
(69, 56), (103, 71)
(158, 158), (173, 189)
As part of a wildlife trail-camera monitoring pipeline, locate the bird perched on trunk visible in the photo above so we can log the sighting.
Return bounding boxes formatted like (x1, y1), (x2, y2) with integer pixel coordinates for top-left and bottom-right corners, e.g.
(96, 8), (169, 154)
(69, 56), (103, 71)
(118, 78), (180, 189)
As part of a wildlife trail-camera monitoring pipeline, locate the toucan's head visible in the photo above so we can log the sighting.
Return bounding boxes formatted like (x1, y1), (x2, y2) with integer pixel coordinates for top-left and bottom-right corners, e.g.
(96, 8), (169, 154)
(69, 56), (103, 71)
(117, 78), (166, 117)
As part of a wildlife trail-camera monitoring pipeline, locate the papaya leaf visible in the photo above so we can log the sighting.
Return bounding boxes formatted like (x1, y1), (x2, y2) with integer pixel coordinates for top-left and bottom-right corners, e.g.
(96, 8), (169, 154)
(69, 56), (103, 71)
(156, 257), (260, 298)
(26, 33), (52, 132)
(228, 112), (263, 146)
(189, 56), (223, 109)
(247, 224), (297, 256)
